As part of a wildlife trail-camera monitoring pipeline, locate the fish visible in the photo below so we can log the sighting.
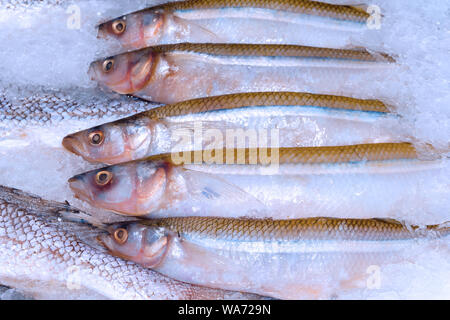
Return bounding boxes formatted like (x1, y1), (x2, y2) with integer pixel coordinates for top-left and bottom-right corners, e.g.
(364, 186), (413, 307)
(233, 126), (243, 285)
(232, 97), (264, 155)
(0, 0), (63, 10)
(99, 216), (450, 299)
(88, 43), (395, 104)
(97, 0), (370, 49)
(0, 87), (156, 149)
(68, 143), (449, 220)
(0, 185), (262, 299)
(0, 87), (152, 128)
(62, 91), (403, 165)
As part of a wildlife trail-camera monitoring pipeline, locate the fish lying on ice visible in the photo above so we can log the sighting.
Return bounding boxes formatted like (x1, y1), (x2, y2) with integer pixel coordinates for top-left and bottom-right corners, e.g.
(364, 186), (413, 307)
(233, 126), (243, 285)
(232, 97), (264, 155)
(99, 216), (450, 299)
(0, 185), (262, 299)
(0, 87), (153, 128)
(88, 43), (395, 104)
(68, 143), (449, 220)
(62, 92), (403, 164)
(98, 0), (371, 49)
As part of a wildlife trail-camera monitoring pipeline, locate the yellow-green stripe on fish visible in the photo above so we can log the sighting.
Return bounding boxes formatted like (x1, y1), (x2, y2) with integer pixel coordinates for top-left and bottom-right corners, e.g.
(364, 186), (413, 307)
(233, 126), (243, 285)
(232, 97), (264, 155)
(62, 92), (399, 165)
(0, 185), (262, 299)
(68, 143), (445, 220)
(98, 0), (370, 49)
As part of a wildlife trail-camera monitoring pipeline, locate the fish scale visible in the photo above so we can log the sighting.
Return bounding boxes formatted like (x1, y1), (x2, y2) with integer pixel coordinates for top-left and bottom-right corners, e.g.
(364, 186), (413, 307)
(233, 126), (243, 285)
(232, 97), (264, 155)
(89, 42), (395, 104)
(141, 0), (369, 22)
(101, 217), (449, 299)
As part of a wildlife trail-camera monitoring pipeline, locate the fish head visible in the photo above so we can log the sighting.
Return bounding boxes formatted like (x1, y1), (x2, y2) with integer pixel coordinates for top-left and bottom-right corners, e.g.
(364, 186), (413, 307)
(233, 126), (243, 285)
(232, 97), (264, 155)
(62, 118), (155, 164)
(100, 221), (169, 268)
(97, 11), (165, 48)
(68, 161), (169, 216)
(89, 48), (156, 94)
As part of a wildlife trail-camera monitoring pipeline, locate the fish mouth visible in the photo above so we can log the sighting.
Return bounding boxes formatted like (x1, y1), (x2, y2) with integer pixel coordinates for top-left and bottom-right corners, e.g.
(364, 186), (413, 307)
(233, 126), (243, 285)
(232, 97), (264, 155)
(88, 62), (99, 81)
(68, 175), (92, 203)
(62, 134), (83, 156)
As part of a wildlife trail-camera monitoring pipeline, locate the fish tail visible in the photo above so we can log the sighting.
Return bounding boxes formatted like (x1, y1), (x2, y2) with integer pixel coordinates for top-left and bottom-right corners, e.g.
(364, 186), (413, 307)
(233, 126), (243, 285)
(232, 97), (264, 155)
(418, 222), (450, 238)
(434, 222), (450, 237)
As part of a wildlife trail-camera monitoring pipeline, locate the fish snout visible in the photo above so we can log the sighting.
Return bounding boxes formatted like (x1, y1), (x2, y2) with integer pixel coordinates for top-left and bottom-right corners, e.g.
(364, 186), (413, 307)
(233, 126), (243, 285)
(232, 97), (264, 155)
(68, 175), (92, 202)
(97, 24), (108, 40)
(62, 134), (83, 156)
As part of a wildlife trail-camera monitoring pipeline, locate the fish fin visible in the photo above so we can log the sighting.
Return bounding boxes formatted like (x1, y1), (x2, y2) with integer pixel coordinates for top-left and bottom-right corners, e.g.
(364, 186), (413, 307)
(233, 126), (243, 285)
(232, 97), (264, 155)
(172, 15), (225, 42)
(181, 169), (267, 215)
(166, 120), (241, 151)
(349, 4), (369, 13)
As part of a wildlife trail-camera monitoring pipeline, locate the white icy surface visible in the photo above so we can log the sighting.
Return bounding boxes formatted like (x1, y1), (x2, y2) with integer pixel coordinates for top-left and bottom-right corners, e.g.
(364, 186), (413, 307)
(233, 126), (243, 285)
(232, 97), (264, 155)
(0, 0), (448, 299)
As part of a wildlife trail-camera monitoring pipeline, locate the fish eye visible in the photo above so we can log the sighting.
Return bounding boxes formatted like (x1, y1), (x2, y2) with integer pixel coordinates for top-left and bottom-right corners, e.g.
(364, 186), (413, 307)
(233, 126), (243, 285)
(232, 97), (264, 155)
(113, 228), (128, 244)
(112, 19), (126, 35)
(102, 59), (114, 73)
(95, 170), (113, 186)
(88, 130), (104, 146)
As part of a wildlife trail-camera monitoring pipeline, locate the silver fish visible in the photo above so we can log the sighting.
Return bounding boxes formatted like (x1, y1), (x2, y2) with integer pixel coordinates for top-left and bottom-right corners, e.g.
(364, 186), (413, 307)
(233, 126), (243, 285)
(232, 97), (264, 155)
(0, 185), (262, 299)
(0, 87), (153, 128)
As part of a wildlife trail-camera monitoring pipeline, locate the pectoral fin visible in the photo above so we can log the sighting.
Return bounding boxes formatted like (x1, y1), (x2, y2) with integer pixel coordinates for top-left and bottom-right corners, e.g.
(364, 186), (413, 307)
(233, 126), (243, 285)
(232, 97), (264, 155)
(181, 169), (267, 216)
(172, 15), (224, 42)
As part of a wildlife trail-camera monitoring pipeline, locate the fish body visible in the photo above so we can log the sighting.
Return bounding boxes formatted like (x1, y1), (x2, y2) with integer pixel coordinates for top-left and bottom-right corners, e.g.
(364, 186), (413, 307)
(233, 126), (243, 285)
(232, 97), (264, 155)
(89, 43), (395, 104)
(0, 185), (259, 299)
(68, 143), (448, 220)
(62, 92), (402, 164)
(0, 88), (152, 128)
(98, 0), (369, 49)
(100, 217), (450, 299)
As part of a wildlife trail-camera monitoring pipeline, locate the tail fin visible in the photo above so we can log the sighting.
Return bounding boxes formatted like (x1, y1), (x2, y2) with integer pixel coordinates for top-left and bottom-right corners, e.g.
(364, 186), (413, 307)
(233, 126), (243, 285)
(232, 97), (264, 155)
(412, 221), (450, 238)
